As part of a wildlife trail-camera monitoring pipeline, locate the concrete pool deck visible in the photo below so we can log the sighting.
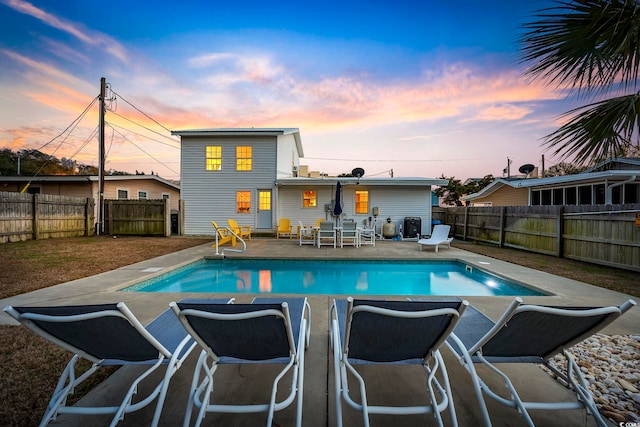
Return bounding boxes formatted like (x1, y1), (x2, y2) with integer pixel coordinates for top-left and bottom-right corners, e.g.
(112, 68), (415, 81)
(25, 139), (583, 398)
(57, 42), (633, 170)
(1, 238), (637, 426)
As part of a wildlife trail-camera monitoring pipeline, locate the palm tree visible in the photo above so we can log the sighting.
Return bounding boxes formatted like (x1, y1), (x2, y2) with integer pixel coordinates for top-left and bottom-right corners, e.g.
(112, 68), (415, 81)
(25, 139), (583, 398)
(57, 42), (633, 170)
(519, 0), (640, 165)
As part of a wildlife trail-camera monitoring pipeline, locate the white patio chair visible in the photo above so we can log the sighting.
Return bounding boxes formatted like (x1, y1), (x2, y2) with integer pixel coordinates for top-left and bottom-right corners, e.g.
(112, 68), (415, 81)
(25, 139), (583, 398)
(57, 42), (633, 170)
(340, 220), (359, 247)
(317, 221), (336, 248)
(298, 221), (316, 246)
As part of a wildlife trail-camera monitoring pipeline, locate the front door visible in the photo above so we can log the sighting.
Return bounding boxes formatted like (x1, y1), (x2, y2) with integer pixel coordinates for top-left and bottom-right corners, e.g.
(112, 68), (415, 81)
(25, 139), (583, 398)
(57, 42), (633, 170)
(257, 190), (272, 229)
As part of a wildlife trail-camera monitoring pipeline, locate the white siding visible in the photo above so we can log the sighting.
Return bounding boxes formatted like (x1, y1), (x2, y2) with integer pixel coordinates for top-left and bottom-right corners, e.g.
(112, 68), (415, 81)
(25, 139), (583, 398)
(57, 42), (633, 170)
(181, 136), (278, 235)
(277, 184), (434, 236)
(276, 186), (335, 225)
(275, 133), (300, 178)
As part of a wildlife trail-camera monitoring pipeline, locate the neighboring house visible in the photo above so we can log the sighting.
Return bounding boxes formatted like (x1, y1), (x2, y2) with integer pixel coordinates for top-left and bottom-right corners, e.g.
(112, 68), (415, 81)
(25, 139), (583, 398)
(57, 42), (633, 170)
(463, 158), (640, 206)
(172, 127), (448, 237)
(0, 175), (181, 212)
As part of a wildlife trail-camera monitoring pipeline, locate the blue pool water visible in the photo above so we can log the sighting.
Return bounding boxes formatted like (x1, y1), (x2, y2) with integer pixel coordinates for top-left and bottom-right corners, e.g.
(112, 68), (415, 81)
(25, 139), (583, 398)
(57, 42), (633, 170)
(122, 259), (546, 296)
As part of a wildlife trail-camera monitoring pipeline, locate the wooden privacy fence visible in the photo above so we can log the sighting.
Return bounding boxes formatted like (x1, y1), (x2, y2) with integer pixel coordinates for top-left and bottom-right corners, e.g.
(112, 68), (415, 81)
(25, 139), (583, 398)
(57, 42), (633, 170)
(104, 199), (171, 237)
(0, 191), (94, 243)
(433, 204), (640, 272)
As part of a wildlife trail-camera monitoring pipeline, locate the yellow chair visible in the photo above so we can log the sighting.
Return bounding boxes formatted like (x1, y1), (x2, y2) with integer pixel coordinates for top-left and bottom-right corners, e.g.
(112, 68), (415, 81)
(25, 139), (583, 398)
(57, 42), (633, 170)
(314, 218), (325, 228)
(211, 221), (236, 247)
(277, 218), (293, 239)
(228, 218), (251, 240)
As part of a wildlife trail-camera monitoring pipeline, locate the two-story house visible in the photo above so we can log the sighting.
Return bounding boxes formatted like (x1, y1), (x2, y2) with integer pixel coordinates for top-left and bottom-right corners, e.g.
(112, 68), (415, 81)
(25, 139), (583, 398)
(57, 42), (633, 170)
(172, 128), (448, 238)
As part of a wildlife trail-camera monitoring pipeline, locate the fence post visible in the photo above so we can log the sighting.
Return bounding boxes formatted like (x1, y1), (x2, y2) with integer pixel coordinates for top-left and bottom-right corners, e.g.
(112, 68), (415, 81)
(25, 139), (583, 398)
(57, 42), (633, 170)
(32, 193), (39, 240)
(107, 200), (113, 236)
(164, 198), (171, 237)
(179, 199), (185, 236)
(499, 206), (506, 248)
(463, 207), (469, 241)
(85, 198), (92, 236)
(557, 205), (564, 258)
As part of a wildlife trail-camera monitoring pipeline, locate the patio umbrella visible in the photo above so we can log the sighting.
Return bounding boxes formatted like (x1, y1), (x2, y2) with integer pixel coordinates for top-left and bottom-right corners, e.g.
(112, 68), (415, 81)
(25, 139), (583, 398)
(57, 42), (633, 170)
(333, 182), (343, 222)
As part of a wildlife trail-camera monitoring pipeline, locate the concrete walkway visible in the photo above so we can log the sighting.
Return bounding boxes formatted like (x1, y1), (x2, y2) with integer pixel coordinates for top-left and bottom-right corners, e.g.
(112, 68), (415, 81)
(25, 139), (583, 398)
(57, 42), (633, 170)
(1, 239), (636, 426)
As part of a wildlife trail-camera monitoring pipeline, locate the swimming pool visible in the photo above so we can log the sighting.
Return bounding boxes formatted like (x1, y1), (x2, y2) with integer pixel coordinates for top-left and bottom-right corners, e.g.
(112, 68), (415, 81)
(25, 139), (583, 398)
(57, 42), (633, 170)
(122, 259), (546, 296)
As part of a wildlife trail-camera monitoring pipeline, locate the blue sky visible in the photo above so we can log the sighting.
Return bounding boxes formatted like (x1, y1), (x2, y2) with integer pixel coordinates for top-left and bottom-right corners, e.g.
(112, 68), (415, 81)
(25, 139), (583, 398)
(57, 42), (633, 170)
(0, 0), (578, 181)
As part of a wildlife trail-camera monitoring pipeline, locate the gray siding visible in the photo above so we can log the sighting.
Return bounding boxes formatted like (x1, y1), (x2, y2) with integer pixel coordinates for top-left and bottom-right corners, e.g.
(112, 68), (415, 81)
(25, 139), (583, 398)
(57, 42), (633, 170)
(181, 136), (278, 235)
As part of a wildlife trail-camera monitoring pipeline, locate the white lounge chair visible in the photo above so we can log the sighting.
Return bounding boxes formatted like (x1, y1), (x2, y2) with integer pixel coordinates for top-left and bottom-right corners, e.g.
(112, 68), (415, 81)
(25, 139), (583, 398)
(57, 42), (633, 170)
(170, 297), (311, 426)
(2, 300), (229, 427)
(446, 297), (637, 427)
(330, 297), (468, 427)
(418, 224), (453, 252)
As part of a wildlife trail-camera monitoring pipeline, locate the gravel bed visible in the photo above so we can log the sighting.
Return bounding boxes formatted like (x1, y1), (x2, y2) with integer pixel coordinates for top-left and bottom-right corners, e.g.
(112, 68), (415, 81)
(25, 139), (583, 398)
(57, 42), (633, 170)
(543, 334), (640, 424)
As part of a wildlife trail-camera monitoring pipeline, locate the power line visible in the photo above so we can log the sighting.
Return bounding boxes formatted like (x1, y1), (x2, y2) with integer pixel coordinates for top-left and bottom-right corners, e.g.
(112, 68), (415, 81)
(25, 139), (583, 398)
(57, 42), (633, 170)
(33, 96), (99, 152)
(109, 110), (179, 144)
(106, 124), (179, 176)
(110, 89), (174, 134)
(66, 125), (99, 161)
(25, 97), (99, 183)
(304, 156), (499, 163)
(106, 119), (180, 149)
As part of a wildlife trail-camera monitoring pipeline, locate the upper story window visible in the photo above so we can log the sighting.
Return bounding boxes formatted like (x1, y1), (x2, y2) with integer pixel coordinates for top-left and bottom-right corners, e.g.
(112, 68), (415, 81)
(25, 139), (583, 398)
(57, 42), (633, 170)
(236, 146), (252, 171)
(206, 146), (222, 171)
(117, 189), (129, 199)
(138, 191), (148, 200)
(237, 191), (251, 213)
(303, 190), (317, 208)
(355, 190), (369, 214)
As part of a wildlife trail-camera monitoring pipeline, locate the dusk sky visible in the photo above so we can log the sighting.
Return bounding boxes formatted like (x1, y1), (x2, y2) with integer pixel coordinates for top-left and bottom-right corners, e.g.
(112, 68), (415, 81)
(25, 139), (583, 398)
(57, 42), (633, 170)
(0, 0), (583, 181)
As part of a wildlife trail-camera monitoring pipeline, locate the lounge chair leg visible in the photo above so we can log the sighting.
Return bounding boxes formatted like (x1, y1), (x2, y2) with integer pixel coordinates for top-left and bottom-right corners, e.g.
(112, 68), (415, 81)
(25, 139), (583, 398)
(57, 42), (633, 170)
(448, 334), (493, 427)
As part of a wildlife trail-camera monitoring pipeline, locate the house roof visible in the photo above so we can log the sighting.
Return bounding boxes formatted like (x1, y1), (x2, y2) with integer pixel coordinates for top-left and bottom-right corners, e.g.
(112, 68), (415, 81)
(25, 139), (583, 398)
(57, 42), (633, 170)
(276, 177), (449, 187)
(584, 157), (640, 172)
(463, 169), (640, 201)
(0, 175), (181, 190)
(171, 127), (304, 157)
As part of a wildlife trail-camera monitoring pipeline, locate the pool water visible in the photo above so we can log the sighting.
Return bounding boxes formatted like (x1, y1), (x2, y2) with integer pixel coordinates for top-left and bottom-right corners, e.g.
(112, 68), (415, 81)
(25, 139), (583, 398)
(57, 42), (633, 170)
(122, 259), (545, 296)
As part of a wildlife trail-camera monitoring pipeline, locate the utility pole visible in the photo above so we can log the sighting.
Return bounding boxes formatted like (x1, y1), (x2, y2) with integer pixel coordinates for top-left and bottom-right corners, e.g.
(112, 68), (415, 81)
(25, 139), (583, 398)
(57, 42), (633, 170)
(97, 77), (106, 235)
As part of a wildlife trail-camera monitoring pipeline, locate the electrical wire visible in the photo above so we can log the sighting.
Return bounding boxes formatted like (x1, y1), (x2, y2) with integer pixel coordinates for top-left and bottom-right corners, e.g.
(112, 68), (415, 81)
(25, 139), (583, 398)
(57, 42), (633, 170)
(304, 156), (499, 163)
(66, 125), (99, 161)
(106, 118), (180, 149)
(106, 124), (179, 176)
(33, 96), (99, 152)
(24, 97), (99, 184)
(110, 89), (174, 134)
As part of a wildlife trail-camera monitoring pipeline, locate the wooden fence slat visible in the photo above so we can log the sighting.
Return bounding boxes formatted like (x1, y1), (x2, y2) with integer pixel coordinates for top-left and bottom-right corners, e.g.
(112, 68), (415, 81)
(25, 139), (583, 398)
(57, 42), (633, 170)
(433, 204), (640, 272)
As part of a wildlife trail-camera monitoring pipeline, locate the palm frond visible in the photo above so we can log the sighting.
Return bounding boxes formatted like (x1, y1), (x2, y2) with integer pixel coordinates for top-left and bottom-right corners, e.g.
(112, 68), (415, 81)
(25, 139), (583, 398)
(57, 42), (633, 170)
(543, 92), (640, 164)
(519, 0), (640, 96)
